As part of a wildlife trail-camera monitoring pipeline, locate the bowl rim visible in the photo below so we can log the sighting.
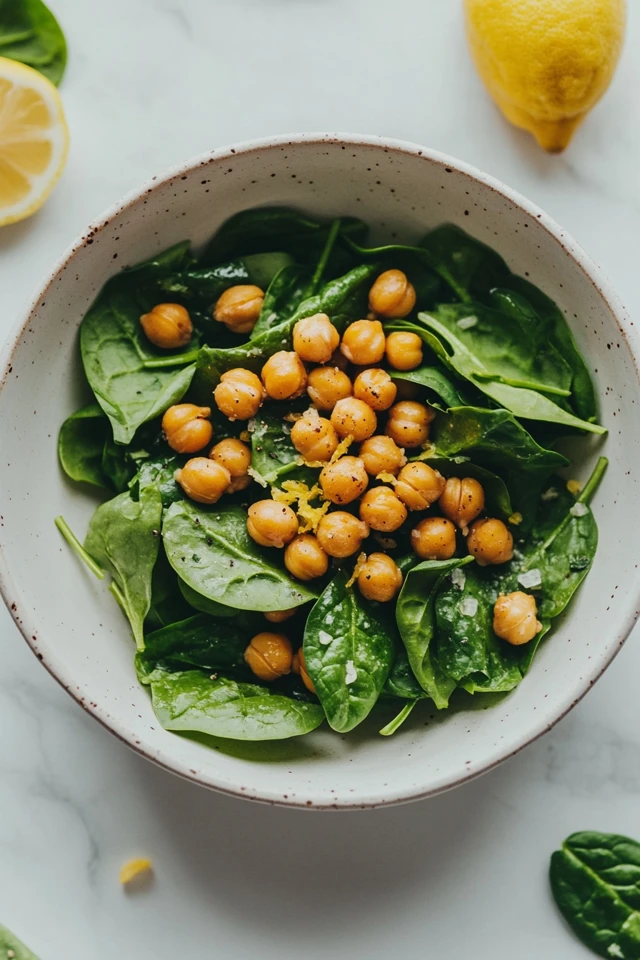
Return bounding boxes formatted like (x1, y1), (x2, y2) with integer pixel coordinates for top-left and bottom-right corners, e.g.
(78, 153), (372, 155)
(1, 131), (639, 810)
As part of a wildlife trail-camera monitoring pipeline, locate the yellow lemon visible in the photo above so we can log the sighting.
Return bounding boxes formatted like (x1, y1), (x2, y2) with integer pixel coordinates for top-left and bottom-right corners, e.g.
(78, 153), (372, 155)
(464, 0), (626, 152)
(0, 56), (69, 226)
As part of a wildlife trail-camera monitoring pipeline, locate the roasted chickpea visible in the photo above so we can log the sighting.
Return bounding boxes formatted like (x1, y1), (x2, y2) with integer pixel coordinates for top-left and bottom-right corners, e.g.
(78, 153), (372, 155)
(209, 437), (252, 493)
(330, 397), (377, 442)
(174, 457), (230, 504)
(140, 303), (192, 349)
(162, 404), (213, 453)
(340, 319), (386, 365)
(214, 368), (265, 421)
(291, 414), (339, 462)
(292, 647), (316, 693)
(264, 609), (296, 623)
(467, 518), (513, 566)
(261, 351), (307, 401)
(244, 632), (292, 681)
(357, 553), (403, 602)
(385, 331), (423, 371)
(284, 534), (329, 581)
(493, 592), (542, 646)
(247, 500), (299, 548)
(306, 366), (353, 411)
(440, 477), (485, 529)
(320, 456), (368, 505)
(359, 435), (407, 476)
(359, 486), (407, 532)
(316, 512), (369, 558)
(411, 517), (457, 560)
(214, 284), (264, 334)
(368, 269), (416, 319)
(293, 313), (340, 363)
(395, 462), (445, 511)
(353, 368), (397, 411)
(385, 401), (434, 448)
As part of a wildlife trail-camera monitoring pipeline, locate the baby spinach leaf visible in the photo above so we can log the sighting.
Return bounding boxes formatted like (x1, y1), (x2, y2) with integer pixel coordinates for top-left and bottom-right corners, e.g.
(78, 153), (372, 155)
(383, 645), (427, 700)
(178, 579), (237, 618)
(160, 252), (293, 305)
(58, 403), (110, 488)
(142, 667), (325, 741)
(389, 363), (464, 409)
(145, 545), (192, 630)
(418, 223), (510, 302)
(85, 479), (162, 650)
(342, 238), (442, 308)
(289, 262), (378, 326)
(550, 831), (640, 959)
(101, 435), (136, 493)
(141, 613), (256, 672)
(252, 263), (312, 337)
(396, 557), (473, 709)
(0, 0), (67, 85)
(162, 500), (316, 612)
(0, 923), (39, 960)
(303, 572), (394, 733)
(250, 408), (299, 484)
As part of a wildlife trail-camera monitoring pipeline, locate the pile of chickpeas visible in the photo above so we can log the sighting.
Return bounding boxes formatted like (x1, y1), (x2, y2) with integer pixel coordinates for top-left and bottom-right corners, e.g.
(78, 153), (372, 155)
(141, 268), (542, 687)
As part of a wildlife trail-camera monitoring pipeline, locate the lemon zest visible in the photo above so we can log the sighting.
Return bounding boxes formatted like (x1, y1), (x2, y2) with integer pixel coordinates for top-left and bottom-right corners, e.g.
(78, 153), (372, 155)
(376, 471), (397, 485)
(508, 512), (523, 526)
(566, 479), (582, 496)
(120, 858), (153, 887)
(346, 552), (368, 588)
(271, 480), (329, 533)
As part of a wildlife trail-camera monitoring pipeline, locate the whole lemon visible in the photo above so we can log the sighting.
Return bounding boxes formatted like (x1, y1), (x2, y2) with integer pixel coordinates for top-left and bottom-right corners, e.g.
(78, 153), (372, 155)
(464, 0), (626, 152)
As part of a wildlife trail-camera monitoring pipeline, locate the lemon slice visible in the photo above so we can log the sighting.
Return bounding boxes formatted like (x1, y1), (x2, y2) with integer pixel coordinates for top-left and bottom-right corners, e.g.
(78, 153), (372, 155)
(0, 56), (69, 226)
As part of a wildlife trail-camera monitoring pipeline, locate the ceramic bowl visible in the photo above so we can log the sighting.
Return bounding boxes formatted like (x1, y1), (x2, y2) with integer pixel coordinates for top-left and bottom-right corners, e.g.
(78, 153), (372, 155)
(1, 134), (638, 809)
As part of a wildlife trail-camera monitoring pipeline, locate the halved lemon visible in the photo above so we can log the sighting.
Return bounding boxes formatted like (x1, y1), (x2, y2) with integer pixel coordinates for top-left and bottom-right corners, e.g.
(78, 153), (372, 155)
(0, 57), (69, 227)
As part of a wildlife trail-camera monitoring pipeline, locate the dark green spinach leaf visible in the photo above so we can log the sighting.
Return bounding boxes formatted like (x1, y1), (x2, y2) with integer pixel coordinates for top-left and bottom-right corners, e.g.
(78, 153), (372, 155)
(250, 408), (299, 485)
(141, 613), (256, 672)
(252, 263), (312, 337)
(0, 0), (66, 85)
(58, 403), (110, 488)
(389, 363), (464, 409)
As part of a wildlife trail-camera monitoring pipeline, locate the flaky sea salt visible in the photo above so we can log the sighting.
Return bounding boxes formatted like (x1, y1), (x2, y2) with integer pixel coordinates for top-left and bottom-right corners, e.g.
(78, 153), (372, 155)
(460, 597), (478, 617)
(451, 568), (466, 591)
(318, 630), (333, 646)
(345, 660), (358, 684)
(570, 502), (589, 517)
(541, 487), (559, 501)
(457, 315), (478, 330)
(518, 568), (542, 589)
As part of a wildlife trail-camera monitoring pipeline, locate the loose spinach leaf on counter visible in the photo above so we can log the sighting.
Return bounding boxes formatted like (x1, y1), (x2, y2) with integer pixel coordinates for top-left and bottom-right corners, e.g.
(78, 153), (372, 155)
(162, 500), (316, 612)
(304, 572), (394, 733)
(140, 666), (325, 741)
(58, 403), (110, 488)
(0, 923), (39, 960)
(0, 0), (67, 85)
(550, 831), (640, 959)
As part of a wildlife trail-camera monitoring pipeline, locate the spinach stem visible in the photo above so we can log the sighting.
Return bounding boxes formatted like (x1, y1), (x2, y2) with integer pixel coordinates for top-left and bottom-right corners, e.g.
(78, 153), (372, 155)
(109, 581), (126, 608)
(54, 516), (105, 580)
(308, 218), (341, 295)
(578, 456), (608, 505)
(379, 701), (417, 737)
(143, 350), (200, 369)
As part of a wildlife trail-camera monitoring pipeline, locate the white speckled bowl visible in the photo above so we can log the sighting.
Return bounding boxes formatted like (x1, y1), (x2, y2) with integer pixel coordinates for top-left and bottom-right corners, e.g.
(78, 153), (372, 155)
(1, 134), (638, 808)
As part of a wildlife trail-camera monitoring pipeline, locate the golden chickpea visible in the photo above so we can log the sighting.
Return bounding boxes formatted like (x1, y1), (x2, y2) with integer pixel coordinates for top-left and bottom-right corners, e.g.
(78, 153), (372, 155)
(244, 632), (292, 681)
(209, 437), (252, 493)
(385, 401), (435, 448)
(330, 397), (377, 442)
(340, 319), (386, 365)
(247, 500), (299, 548)
(291, 415), (339, 462)
(467, 518), (513, 566)
(284, 534), (329, 581)
(353, 368), (397, 411)
(386, 331), (423, 371)
(357, 553), (403, 602)
(493, 592), (542, 646)
(261, 351), (307, 401)
(174, 457), (230, 504)
(359, 486), (407, 532)
(395, 462), (446, 511)
(214, 368), (265, 421)
(292, 647), (316, 693)
(359, 435), (407, 476)
(368, 269), (416, 319)
(214, 284), (264, 334)
(411, 517), (457, 560)
(320, 456), (368, 505)
(140, 303), (192, 349)
(306, 366), (353, 411)
(162, 404), (213, 453)
(440, 477), (485, 529)
(316, 512), (369, 558)
(264, 609), (296, 623)
(293, 313), (340, 363)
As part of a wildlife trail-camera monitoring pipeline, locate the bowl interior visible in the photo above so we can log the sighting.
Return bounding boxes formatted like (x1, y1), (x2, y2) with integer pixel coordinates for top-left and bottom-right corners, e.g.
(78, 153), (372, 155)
(1, 135), (638, 808)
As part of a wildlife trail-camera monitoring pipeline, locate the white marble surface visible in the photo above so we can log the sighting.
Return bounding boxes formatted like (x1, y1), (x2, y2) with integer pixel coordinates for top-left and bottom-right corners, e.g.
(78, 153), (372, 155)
(1, 1), (639, 956)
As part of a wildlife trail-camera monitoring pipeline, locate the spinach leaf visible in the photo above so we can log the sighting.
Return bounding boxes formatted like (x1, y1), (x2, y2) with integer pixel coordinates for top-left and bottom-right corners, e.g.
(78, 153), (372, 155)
(396, 557), (473, 709)
(342, 238), (442, 308)
(160, 252), (293, 305)
(0, 923), (39, 960)
(162, 500), (316, 612)
(85, 477), (162, 650)
(0, 0), (67, 85)
(303, 572), (394, 733)
(58, 403), (110, 488)
(178, 579), (237, 618)
(550, 831), (640, 959)
(101, 435), (136, 493)
(389, 363), (464, 409)
(141, 613), (256, 672)
(383, 645), (427, 700)
(252, 263), (312, 338)
(418, 223), (510, 302)
(250, 408), (299, 484)
(416, 310), (604, 434)
(141, 666), (325, 741)
(145, 546), (192, 630)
